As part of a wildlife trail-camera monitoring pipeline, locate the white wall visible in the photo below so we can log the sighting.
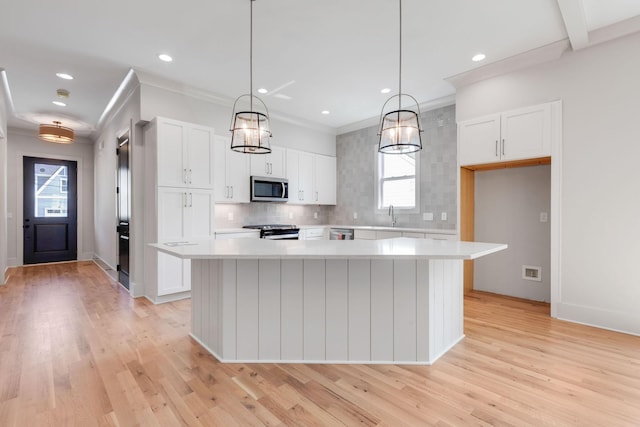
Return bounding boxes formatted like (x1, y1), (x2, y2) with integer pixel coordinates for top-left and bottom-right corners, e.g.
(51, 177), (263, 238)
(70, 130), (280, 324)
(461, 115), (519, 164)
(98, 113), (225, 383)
(6, 130), (95, 265)
(457, 32), (640, 335)
(474, 165), (551, 301)
(0, 88), (7, 283)
(140, 83), (336, 156)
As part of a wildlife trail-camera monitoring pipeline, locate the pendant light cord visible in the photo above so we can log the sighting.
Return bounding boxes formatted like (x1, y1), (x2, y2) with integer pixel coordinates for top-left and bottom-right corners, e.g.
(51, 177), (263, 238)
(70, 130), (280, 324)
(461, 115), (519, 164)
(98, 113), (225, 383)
(250, 0), (254, 112)
(398, 0), (402, 112)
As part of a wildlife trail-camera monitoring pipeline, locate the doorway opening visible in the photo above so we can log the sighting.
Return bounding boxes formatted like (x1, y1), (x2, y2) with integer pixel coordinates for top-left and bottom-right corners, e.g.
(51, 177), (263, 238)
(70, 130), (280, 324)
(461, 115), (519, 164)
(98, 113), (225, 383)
(23, 156), (78, 264)
(117, 132), (130, 289)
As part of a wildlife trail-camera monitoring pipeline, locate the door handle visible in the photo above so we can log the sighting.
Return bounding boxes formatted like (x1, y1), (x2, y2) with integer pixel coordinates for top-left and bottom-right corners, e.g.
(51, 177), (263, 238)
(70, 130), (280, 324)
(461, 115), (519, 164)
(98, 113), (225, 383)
(189, 169), (192, 184)
(502, 138), (505, 156)
(495, 140), (498, 157)
(23, 225), (30, 229)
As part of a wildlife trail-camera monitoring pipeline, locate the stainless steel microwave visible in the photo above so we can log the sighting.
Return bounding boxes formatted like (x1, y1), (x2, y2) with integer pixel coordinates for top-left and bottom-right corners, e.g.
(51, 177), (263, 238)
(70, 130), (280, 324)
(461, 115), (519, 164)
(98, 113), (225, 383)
(250, 176), (289, 202)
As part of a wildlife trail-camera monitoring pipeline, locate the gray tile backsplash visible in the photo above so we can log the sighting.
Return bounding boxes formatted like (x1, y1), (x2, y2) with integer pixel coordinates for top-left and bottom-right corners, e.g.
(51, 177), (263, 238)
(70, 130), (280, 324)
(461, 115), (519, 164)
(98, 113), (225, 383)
(215, 203), (333, 228)
(332, 104), (457, 230)
(215, 104), (457, 230)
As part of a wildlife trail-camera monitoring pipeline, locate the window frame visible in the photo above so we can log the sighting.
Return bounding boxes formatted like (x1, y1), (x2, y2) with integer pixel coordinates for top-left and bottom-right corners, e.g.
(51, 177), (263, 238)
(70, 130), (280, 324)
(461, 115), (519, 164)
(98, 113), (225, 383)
(374, 144), (420, 214)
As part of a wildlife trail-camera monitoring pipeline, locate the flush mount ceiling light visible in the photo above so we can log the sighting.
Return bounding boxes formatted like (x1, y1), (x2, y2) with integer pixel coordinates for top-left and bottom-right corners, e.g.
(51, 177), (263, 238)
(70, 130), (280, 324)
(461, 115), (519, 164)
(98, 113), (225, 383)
(380, 88), (391, 94)
(52, 101), (66, 107)
(158, 53), (173, 62)
(472, 53), (486, 62)
(229, 0), (272, 154)
(39, 120), (74, 144)
(377, 0), (423, 154)
(257, 88), (268, 94)
(56, 72), (73, 80)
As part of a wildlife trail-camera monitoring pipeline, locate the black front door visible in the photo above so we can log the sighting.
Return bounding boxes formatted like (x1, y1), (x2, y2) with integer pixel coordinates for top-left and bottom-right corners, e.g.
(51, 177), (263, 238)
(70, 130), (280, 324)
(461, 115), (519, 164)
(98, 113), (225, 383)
(23, 156), (78, 264)
(117, 133), (130, 289)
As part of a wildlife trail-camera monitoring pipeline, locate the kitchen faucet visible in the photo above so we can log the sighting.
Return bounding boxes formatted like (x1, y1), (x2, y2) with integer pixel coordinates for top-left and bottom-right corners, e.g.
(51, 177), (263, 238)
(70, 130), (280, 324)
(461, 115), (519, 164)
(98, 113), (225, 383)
(388, 205), (397, 227)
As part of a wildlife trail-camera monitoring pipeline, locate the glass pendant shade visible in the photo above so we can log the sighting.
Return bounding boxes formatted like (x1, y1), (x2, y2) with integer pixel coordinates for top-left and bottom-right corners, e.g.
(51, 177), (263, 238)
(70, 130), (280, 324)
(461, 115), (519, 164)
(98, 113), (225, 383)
(377, 0), (423, 154)
(378, 94), (423, 154)
(230, 94), (272, 154)
(229, 0), (272, 154)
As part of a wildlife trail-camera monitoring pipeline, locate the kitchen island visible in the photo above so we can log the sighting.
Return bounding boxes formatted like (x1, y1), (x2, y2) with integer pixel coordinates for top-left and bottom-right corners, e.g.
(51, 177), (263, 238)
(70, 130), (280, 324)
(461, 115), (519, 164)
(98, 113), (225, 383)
(154, 237), (507, 365)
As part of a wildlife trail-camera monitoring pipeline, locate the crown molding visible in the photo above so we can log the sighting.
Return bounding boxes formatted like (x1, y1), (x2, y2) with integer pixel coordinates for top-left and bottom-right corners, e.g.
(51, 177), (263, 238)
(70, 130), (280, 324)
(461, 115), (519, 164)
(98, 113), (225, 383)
(336, 94), (457, 135)
(445, 40), (571, 89)
(135, 70), (336, 135)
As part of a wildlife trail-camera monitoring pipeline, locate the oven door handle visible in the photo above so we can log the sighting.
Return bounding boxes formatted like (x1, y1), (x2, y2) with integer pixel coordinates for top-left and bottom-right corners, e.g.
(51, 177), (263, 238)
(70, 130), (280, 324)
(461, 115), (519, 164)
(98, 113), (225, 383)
(263, 234), (299, 240)
(282, 182), (286, 199)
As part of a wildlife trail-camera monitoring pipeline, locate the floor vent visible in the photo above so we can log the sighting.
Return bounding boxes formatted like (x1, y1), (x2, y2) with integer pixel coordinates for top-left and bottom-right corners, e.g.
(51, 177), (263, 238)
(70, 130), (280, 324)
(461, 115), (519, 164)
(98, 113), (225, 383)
(522, 265), (542, 282)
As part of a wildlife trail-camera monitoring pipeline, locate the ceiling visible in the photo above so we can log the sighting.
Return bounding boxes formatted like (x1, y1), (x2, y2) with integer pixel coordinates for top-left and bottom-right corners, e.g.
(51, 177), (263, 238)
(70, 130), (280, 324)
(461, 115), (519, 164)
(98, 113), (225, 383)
(1, 0), (640, 138)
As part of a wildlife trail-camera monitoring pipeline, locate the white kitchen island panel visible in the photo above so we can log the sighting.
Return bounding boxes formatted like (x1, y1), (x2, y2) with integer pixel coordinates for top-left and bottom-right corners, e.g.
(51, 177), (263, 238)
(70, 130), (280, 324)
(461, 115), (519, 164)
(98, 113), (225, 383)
(190, 257), (465, 364)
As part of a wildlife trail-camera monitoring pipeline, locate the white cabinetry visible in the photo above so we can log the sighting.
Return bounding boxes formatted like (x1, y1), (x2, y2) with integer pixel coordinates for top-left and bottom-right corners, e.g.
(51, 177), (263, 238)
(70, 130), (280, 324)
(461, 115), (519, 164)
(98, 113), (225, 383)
(250, 146), (285, 178)
(156, 118), (214, 189)
(214, 136), (250, 203)
(144, 117), (215, 302)
(459, 101), (559, 166)
(286, 149), (314, 204)
(313, 155), (337, 204)
(300, 227), (326, 240)
(287, 150), (336, 205)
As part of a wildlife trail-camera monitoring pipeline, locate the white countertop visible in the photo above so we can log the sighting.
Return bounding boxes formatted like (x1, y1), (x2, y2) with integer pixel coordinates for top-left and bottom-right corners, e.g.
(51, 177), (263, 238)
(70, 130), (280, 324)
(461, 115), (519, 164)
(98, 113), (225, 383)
(152, 237), (506, 260)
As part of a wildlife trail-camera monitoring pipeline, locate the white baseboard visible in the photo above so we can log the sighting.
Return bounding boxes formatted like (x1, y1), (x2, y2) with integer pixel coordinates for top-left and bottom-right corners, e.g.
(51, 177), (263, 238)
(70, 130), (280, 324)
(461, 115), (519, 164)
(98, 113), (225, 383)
(144, 292), (191, 305)
(556, 302), (640, 337)
(8, 257), (18, 267)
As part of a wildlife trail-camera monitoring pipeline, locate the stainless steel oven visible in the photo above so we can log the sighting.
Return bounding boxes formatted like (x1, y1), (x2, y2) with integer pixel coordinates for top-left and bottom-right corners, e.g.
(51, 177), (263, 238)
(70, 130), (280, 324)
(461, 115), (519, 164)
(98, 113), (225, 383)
(243, 224), (299, 240)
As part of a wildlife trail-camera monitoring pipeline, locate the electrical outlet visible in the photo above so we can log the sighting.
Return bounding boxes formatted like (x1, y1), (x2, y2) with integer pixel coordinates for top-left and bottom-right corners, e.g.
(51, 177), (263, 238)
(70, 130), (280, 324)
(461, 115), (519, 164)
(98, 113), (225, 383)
(540, 212), (548, 223)
(423, 212), (433, 221)
(314, 212), (318, 219)
(288, 212), (293, 220)
(227, 212), (234, 221)
(353, 212), (358, 220)
(441, 212), (447, 221)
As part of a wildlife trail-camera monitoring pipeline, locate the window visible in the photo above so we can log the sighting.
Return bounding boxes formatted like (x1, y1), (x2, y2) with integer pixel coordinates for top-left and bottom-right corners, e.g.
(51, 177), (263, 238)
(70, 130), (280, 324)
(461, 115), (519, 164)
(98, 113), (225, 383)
(376, 149), (420, 211)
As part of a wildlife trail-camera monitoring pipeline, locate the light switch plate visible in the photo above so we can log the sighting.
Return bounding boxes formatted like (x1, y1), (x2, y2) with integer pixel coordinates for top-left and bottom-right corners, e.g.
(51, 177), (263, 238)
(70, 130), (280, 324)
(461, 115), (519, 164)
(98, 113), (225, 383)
(314, 212), (318, 219)
(227, 212), (234, 221)
(441, 212), (447, 221)
(540, 212), (548, 222)
(353, 212), (358, 219)
(289, 212), (293, 219)
(423, 212), (433, 221)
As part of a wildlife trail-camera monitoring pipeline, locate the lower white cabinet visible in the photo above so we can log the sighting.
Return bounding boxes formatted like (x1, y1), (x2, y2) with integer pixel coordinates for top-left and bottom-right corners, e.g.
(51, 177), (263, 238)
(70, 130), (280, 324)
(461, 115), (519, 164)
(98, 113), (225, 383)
(300, 227), (326, 240)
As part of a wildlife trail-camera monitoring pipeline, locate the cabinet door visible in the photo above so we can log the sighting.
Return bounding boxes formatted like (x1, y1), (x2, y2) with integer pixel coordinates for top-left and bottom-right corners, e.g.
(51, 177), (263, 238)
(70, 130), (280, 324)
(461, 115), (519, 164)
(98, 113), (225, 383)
(184, 189), (214, 240)
(501, 103), (551, 161)
(269, 146), (286, 178)
(213, 136), (229, 202)
(157, 251), (190, 295)
(187, 126), (214, 189)
(250, 152), (269, 177)
(286, 150), (301, 203)
(227, 149), (250, 202)
(157, 187), (187, 240)
(298, 152), (314, 204)
(458, 114), (501, 166)
(157, 120), (187, 187)
(314, 155), (336, 205)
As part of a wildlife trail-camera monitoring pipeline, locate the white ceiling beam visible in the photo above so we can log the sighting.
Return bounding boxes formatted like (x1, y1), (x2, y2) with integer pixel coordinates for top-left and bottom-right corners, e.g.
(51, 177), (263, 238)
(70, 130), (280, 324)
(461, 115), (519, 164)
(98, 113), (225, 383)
(556, 0), (590, 50)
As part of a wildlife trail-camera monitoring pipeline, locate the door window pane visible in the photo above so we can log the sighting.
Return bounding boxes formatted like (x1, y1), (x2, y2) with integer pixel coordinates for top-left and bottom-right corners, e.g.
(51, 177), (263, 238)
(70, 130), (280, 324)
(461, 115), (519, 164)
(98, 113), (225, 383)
(34, 163), (68, 217)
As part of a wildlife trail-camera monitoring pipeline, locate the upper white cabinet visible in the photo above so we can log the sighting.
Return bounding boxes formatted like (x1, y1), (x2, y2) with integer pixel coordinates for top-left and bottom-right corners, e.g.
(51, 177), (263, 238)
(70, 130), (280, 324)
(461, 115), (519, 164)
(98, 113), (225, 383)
(459, 101), (560, 166)
(155, 118), (214, 189)
(313, 154), (337, 204)
(250, 146), (286, 178)
(287, 149), (336, 205)
(214, 136), (250, 203)
(287, 149), (314, 204)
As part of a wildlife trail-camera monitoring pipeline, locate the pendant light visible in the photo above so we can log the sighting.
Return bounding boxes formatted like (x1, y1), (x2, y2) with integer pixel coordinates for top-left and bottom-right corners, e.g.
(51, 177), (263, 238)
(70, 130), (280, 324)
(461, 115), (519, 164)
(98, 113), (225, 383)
(230, 0), (272, 154)
(38, 121), (74, 144)
(377, 0), (423, 154)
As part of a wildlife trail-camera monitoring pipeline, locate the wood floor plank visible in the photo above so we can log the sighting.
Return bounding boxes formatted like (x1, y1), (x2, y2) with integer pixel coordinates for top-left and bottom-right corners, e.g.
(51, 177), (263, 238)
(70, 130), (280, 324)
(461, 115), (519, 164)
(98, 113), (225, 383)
(1, 262), (639, 426)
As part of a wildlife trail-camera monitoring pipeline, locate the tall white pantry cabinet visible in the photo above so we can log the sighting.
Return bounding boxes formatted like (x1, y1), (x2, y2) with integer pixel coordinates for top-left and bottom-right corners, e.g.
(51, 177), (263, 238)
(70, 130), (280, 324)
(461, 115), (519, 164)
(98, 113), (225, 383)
(144, 117), (215, 303)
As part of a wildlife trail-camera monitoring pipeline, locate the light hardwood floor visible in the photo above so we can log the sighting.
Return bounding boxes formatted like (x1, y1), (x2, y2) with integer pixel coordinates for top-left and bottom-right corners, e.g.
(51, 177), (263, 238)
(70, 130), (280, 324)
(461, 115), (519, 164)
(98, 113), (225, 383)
(0, 261), (638, 426)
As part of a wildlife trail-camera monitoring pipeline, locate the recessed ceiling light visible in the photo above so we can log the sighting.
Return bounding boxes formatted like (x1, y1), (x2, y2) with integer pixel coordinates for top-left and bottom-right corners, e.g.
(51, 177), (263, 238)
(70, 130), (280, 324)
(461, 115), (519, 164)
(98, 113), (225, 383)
(257, 88), (268, 94)
(52, 101), (67, 107)
(380, 88), (391, 94)
(321, 110), (330, 115)
(56, 73), (74, 80)
(472, 53), (486, 62)
(158, 54), (173, 62)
